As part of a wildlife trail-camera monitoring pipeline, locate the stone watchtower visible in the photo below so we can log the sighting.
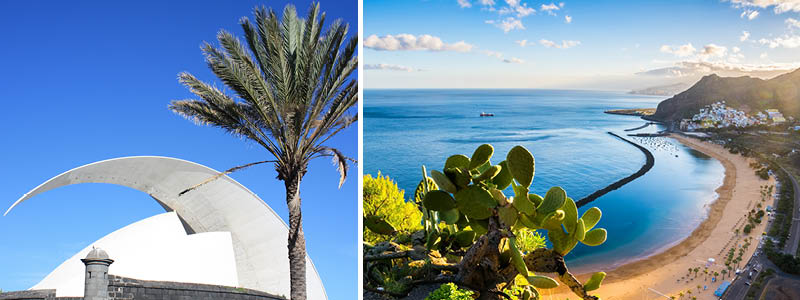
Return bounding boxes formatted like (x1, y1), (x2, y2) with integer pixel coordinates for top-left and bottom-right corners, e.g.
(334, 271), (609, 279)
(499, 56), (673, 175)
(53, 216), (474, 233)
(81, 247), (114, 300)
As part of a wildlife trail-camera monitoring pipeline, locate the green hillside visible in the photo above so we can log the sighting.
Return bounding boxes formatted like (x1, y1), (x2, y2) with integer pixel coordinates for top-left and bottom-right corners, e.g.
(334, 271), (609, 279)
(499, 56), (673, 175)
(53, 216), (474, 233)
(651, 68), (800, 122)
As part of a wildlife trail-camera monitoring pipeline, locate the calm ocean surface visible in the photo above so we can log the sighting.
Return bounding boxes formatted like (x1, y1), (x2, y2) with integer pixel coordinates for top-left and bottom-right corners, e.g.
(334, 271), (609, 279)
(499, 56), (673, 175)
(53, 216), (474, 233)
(364, 89), (725, 273)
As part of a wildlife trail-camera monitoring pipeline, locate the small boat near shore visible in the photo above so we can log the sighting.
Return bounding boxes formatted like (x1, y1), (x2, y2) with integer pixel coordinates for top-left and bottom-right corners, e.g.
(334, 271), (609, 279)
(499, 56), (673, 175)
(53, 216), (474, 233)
(479, 112), (494, 117)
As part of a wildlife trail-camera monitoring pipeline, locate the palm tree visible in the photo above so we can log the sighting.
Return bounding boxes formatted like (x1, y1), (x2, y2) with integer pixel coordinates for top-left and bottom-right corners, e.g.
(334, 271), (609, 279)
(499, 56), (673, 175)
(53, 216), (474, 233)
(721, 269), (727, 279)
(170, 3), (357, 299)
(679, 292), (684, 299)
(694, 267), (700, 278)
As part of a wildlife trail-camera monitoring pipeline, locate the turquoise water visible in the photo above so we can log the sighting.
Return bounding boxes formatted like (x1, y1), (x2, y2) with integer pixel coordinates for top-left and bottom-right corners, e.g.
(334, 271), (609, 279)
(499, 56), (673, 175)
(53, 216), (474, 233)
(364, 89), (725, 273)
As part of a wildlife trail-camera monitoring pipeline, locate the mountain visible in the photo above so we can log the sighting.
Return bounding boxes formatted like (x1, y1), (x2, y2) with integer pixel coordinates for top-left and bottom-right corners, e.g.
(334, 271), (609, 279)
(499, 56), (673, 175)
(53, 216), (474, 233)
(651, 68), (800, 122)
(629, 81), (693, 96)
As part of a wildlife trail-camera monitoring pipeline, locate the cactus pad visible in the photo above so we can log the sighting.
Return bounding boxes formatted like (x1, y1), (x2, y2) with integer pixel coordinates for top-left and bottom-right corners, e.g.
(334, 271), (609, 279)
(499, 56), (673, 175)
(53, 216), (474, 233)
(583, 272), (606, 291)
(430, 170), (458, 193)
(445, 154), (470, 170)
(469, 144), (494, 170)
(364, 216), (396, 235)
(528, 275), (559, 289)
(492, 161), (514, 190)
(506, 145), (535, 187)
(581, 207), (602, 231)
(582, 228), (607, 246)
(538, 186), (566, 215)
(423, 190), (457, 211)
(455, 185), (496, 219)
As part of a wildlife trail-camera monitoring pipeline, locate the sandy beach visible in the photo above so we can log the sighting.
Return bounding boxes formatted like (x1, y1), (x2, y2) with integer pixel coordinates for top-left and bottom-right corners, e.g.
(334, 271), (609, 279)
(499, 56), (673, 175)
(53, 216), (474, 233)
(543, 134), (774, 300)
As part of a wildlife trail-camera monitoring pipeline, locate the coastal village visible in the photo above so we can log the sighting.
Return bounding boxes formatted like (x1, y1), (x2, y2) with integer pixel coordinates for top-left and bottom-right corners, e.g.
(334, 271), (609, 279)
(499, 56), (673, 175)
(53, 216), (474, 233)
(679, 101), (793, 131)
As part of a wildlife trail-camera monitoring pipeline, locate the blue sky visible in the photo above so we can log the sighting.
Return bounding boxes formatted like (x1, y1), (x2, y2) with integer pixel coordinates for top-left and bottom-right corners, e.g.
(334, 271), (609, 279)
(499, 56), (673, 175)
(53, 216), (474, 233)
(0, 1), (357, 298)
(364, 0), (800, 89)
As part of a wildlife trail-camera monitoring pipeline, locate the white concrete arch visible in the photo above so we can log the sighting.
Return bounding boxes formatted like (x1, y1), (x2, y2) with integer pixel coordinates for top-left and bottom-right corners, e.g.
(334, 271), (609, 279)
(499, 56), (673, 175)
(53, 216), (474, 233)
(5, 156), (327, 300)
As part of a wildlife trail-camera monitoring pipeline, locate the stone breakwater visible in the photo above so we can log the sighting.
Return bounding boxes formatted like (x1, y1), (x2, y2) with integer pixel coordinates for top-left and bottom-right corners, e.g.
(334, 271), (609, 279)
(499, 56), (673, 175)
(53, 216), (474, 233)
(575, 132), (655, 208)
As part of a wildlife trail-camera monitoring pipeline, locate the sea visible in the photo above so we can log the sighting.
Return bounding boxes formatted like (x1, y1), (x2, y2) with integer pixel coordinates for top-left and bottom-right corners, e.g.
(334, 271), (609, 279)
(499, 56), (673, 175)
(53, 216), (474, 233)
(364, 89), (725, 273)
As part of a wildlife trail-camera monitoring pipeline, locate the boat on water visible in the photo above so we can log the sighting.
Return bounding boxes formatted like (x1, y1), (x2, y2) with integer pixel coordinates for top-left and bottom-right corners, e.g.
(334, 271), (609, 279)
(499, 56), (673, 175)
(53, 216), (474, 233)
(480, 112), (494, 117)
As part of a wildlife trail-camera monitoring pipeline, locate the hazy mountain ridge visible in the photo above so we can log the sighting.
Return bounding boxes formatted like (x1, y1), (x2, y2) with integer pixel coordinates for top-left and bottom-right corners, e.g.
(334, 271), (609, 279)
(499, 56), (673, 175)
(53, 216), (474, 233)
(629, 82), (693, 96)
(651, 68), (800, 122)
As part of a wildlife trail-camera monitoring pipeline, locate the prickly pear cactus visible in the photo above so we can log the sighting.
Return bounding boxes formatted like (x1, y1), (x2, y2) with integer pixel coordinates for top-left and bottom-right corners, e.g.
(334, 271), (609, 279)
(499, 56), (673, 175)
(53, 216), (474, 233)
(364, 144), (608, 300)
(417, 144), (608, 300)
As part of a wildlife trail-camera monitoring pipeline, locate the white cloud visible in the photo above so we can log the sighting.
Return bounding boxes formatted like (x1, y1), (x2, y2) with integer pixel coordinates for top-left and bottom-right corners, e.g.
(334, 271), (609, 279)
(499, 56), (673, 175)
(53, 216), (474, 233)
(787, 17), (800, 28)
(365, 63), (420, 72)
(516, 39), (528, 47)
(494, 17), (526, 32)
(503, 57), (525, 64)
(458, 0), (472, 8)
(637, 60), (800, 78)
(729, 0), (800, 14)
(480, 0), (496, 5)
(540, 39), (580, 48)
(498, 0), (535, 17)
(758, 34), (800, 48)
(540, 3), (560, 15)
(364, 34), (474, 52)
(740, 9), (760, 19)
(740, 31), (751, 41)
(729, 48), (745, 62)
(481, 50), (525, 64)
(761, 52), (769, 58)
(660, 43), (697, 57)
(484, 50), (504, 58)
(701, 44), (728, 57)
(565, 15), (572, 23)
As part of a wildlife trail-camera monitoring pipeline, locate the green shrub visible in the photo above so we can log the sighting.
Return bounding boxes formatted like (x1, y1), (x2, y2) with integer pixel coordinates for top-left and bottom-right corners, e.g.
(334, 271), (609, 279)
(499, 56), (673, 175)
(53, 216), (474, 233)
(426, 283), (474, 300)
(363, 172), (423, 244)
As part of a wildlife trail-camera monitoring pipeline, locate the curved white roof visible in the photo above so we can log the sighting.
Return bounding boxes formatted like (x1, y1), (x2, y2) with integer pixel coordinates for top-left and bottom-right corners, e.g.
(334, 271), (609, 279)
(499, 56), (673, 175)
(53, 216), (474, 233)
(6, 156), (326, 300)
(36, 212), (239, 297)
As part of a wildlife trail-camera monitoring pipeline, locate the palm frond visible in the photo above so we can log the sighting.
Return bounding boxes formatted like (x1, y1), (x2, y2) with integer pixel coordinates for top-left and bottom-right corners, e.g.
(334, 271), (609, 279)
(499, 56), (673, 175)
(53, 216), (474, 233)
(178, 160), (277, 196)
(171, 1), (357, 185)
(314, 146), (354, 188)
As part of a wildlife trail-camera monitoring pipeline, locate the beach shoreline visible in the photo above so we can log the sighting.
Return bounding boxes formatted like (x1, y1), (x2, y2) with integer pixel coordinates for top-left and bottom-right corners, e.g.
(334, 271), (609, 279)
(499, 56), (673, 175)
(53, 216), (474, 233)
(546, 133), (773, 299)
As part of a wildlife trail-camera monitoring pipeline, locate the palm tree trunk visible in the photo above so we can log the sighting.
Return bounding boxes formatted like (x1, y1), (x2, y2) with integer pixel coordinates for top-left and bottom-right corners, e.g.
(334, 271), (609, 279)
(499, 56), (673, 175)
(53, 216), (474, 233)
(285, 173), (307, 300)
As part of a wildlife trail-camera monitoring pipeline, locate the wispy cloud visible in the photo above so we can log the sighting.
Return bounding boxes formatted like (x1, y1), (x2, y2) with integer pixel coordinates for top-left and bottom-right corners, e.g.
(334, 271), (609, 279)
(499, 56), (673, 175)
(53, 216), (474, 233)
(481, 50), (525, 64)
(462, 0), (547, 32)
(728, 0), (800, 14)
(539, 39), (580, 48)
(484, 50), (504, 59)
(364, 34), (474, 52)
(540, 3), (560, 15)
(565, 15), (572, 23)
(758, 34), (800, 48)
(503, 57), (525, 64)
(740, 31), (751, 41)
(740, 9), (760, 19)
(787, 17), (800, 28)
(516, 39), (528, 47)
(365, 63), (421, 72)
(700, 44), (728, 57)
(637, 60), (800, 78)
(487, 17), (526, 32)
(660, 43), (697, 57)
(498, 0), (536, 17)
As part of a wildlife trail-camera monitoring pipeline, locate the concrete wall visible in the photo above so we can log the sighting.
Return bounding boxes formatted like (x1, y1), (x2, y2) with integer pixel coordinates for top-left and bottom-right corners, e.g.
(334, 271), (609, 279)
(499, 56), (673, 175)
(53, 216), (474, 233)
(105, 275), (285, 300)
(0, 275), (285, 300)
